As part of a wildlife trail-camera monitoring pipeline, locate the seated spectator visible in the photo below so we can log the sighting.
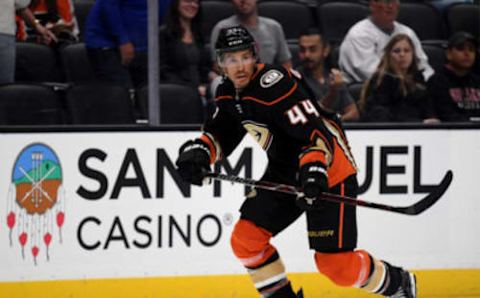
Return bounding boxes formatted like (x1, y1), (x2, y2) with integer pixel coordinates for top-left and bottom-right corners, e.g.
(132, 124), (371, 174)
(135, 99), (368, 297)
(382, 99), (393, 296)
(359, 34), (439, 123)
(296, 28), (359, 122)
(16, 0), (79, 46)
(84, 0), (153, 88)
(339, 0), (434, 84)
(209, 0), (291, 69)
(427, 31), (480, 122)
(160, 0), (211, 102)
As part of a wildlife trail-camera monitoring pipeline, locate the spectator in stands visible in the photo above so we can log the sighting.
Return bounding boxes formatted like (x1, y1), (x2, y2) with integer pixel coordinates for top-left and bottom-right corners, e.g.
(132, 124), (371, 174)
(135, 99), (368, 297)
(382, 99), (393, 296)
(297, 28), (359, 122)
(209, 0), (291, 69)
(339, 0), (434, 84)
(84, 0), (153, 88)
(16, 0), (79, 46)
(359, 34), (439, 123)
(160, 0), (211, 102)
(1, 0), (55, 84)
(427, 31), (480, 122)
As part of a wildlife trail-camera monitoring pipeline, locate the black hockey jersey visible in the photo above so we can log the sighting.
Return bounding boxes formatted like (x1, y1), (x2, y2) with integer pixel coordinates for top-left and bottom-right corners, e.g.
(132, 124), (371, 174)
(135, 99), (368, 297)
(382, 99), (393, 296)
(200, 64), (357, 187)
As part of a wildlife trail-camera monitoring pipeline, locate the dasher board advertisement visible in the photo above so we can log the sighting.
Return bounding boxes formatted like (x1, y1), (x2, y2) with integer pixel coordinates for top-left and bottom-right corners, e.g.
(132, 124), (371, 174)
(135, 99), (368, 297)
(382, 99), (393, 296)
(0, 129), (478, 283)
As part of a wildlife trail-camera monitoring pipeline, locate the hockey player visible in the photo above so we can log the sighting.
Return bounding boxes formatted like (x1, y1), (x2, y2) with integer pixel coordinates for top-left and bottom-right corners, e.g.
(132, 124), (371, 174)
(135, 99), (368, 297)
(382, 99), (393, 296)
(175, 25), (416, 298)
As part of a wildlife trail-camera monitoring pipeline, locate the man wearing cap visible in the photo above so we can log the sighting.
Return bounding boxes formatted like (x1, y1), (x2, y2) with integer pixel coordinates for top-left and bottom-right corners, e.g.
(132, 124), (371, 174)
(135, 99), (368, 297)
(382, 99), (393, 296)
(339, 0), (434, 83)
(427, 31), (480, 122)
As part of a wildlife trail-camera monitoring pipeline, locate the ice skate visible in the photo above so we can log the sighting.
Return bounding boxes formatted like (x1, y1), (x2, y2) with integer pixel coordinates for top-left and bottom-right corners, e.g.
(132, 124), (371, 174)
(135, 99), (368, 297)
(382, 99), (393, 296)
(390, 270), (416, 298)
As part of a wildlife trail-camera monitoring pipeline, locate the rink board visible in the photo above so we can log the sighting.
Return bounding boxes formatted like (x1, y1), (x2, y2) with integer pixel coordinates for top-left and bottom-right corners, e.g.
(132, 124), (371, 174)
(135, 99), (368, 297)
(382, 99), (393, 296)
(0, 129), (479, 297)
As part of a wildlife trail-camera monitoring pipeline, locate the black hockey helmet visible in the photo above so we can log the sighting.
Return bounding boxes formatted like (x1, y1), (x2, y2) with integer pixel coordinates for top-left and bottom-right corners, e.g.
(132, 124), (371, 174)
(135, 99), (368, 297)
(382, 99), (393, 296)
(215, 25), (256, 57)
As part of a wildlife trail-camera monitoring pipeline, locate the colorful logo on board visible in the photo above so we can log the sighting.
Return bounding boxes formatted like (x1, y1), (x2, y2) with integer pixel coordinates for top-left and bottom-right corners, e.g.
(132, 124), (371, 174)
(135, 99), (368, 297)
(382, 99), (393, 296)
(6, 143), (66, 265)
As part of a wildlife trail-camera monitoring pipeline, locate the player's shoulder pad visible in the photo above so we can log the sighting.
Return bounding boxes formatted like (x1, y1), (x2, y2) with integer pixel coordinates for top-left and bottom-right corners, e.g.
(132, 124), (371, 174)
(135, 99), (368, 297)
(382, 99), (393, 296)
(244, 64), (297, 105)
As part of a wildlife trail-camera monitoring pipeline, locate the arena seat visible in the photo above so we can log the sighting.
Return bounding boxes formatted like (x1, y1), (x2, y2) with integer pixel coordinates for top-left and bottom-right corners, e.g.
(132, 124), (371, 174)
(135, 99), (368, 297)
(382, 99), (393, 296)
(258, 1), (315, 43)
(316, 2), (369, 45)
(329, 44), (340, 68)
(60, 43), (95, 83)
(423, 43), (446, 73)
(0, 84), (64, 125)
(15, 42), (62, 82)
(137, 84), (204, 124)
(446, 3), (480, 37)
(201, 1), (234, 42)
(288, 43), (300, 68)
(65, 84), (135, 124)
(397, 2), (445, 42)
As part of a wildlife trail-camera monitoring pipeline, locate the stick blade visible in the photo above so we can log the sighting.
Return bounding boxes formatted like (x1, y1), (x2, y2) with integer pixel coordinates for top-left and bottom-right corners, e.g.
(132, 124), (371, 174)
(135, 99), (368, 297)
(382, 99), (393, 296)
(397, 170), (453, 215)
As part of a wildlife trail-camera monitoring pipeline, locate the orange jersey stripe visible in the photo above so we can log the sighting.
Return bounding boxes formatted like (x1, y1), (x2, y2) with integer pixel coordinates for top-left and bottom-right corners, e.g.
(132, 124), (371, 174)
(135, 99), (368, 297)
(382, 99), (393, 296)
(215, 95), (233, 102)
(251, 63), (266, 80)
(243, 82), (298, 106)
(200, 134), (217, 164)
(338, 183), (345, 249)
(327, 138), (357, 188)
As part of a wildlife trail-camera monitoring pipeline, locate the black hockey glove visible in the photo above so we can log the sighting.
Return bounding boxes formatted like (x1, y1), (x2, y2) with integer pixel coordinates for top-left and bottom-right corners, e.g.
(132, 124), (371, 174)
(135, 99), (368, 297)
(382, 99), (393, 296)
(297, 162), (328, 209)
(175, 139), (211, 186)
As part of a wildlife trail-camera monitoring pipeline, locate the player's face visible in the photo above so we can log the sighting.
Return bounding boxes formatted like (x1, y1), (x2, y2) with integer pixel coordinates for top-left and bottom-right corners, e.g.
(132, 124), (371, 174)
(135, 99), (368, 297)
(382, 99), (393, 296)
(220, 49), (256, 89)
(447, 42), (477, 71)
(231, 0), (257, 17)
(389, 39), (413, 74)
(298, 34), (328, 70)
(370, 0), (399, 30)
(178, 0), (199, 20)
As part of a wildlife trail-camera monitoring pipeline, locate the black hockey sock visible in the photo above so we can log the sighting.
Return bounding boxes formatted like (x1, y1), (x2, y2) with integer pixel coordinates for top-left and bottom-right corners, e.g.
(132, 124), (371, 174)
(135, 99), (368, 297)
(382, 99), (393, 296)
(266, 281), (297, 298)
(379, 262), (404, 296)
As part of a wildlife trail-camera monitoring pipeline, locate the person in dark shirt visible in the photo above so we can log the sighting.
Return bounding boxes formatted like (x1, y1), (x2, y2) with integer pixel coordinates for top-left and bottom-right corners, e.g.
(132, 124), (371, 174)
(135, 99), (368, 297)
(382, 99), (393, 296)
(296, 28), (359, 122)
(160, 0), (210, 100)
(427, 31), (480, 122)
(359, 33), (438, 123)
(84, 0), (156, 88)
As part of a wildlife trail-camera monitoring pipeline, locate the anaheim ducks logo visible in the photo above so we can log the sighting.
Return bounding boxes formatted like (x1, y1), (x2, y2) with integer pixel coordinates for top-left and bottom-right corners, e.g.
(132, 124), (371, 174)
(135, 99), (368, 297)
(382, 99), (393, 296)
(260, 70), (283, 88)
(6, 143), (66, 265)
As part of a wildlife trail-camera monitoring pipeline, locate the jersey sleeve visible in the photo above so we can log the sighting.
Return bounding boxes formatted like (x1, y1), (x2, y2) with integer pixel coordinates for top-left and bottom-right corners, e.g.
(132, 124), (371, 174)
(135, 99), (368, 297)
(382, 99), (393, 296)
(200, 83), (247, 163)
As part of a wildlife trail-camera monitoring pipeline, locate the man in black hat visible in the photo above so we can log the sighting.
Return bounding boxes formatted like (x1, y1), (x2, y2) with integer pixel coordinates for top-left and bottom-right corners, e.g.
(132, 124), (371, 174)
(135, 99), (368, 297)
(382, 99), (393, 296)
(427, 31), (480, 122)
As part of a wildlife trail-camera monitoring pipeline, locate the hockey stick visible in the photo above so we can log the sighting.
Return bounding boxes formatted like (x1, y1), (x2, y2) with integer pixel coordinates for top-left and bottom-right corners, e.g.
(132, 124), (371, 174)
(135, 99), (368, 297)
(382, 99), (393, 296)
(205, 170), (453, 215)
